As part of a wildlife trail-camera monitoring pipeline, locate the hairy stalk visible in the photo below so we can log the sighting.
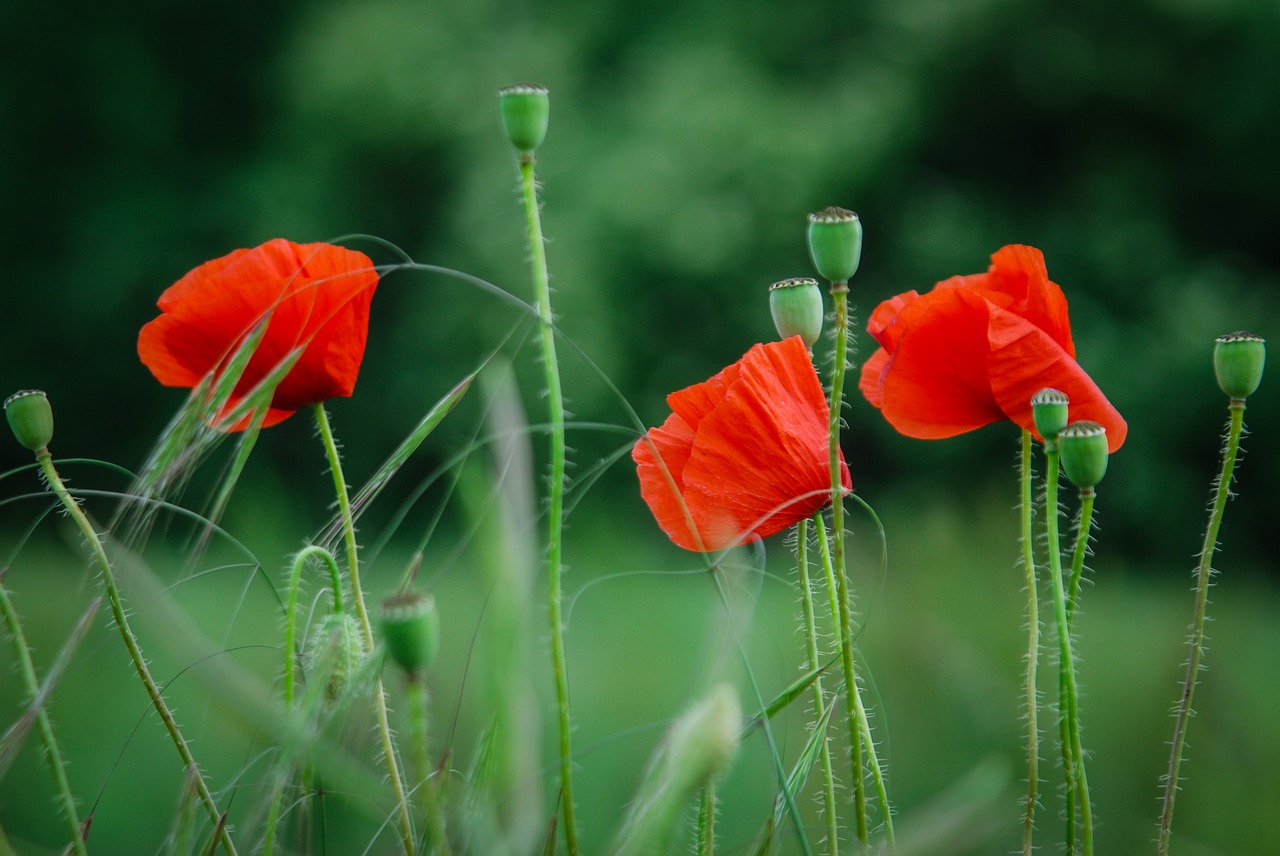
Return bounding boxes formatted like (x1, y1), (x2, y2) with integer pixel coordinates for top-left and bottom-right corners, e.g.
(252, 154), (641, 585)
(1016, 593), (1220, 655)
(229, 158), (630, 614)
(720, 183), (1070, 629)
(1066, 490), (1096, 624)
(407, 678), (451, 856)
(0, 580), (88, 856)
(696, 781), (716, 856)
(1043, 447), (1092, 854)
(796, 518), (840, 854)
(1019, 431), (1039, 856)
(813, 514), (892, 850)
(35, 451), (238, 856)
(312, 404), (415, 856)
(516, 152), (578, 854)
(1157, 401), (1247, 854)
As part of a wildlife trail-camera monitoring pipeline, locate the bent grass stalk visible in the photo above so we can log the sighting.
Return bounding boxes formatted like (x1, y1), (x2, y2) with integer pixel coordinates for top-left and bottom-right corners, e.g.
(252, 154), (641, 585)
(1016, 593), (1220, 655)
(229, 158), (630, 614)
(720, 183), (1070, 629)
(515, 151), (578, 854)
(1019, 431), (1039, 856)
(1157, 400), (1248, 854)
(312, 404), (415, 856)
(0, 578), (88, 856)
(34, 450), (238, 856)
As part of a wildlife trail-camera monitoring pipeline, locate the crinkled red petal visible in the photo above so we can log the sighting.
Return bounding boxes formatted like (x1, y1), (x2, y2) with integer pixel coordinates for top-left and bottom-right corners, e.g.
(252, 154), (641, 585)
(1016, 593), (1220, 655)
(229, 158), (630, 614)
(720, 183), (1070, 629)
(987, 306), (1127, 451)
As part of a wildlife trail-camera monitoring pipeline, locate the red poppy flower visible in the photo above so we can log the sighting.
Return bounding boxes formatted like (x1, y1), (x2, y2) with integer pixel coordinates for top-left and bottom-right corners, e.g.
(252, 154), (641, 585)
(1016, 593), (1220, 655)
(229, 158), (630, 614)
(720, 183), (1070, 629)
(859, 244), (1126, 451)
(138, 239), (379, 430)
(632, 336), (852, 552)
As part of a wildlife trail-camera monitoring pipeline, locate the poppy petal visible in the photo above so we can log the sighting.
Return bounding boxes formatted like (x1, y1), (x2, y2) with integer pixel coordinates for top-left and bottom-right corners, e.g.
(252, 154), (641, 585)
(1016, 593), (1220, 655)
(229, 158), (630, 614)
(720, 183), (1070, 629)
(682, 337), (850, 550)
(632, 412), (704, 551)
(862, 288), (1006, 439)
(986, 306), (1127, 451)
(138, 240), (378, 431)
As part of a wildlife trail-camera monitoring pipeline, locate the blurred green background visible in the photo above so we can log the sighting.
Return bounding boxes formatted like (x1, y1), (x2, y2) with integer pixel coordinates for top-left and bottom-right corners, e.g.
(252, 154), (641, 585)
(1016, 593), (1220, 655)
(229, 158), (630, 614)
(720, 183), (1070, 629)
(2, 0), (1278, 853)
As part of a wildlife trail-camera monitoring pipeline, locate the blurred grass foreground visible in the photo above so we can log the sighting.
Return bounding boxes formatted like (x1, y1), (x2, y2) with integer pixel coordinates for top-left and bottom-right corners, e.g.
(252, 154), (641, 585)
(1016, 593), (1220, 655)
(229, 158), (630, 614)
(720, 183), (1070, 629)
(3, 0), (1280, 853)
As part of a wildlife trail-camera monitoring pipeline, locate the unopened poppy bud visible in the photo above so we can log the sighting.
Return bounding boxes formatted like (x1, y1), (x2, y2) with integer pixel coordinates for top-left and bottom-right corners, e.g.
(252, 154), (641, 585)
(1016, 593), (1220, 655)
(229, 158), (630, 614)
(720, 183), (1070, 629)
(5, 390), (54, 452)
(498, 84), (550, 154)
(1059, 421), (1109, 491)
(1213, 331), (1265, 401)
(769, 277), (824, 348)
(806, 207), (862, 285)
(305, 611), (366, 703)
(381, 592), (440, 677)
(1031, 388), (1070, 448)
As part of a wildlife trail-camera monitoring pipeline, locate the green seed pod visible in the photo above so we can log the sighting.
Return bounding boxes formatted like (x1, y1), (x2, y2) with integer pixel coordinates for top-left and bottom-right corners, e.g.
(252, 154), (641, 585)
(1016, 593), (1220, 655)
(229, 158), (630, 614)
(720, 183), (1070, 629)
(498, 84), (550, 154)
(769, 277), (824, 348)
(381, 592), (440, 677)
(1059, 421), (1109, 491)
(806, 207), (863, 285)
(1031, 388), (1070, 448)
(5, 390), (54, 452)
(305, 611), (367, 704)
(1213, 331), (1265, 401)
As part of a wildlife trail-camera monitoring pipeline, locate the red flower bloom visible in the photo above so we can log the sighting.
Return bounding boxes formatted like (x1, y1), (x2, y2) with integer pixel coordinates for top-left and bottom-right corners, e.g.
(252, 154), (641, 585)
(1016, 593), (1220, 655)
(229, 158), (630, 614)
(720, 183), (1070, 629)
(138, 239), (379, 430)
(632, 336), (852, 552)
(859, 244), (1126, 451)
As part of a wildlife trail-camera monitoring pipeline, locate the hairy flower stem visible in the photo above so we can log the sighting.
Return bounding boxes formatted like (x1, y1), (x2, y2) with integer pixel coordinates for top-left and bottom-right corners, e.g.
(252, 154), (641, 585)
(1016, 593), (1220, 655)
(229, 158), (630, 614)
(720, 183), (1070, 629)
(516, 152), (578, 855)
(0, 581), (88, 856)
(696, 781), (716, 856)
(34, 451), (238, 856)
(1157, 401), (1247, 854)
(1066, 491), (1096, 624)
(1019, 431), (1039, 856)
(796, 518), (840, 854)
(407, 677), (451, 856)
(1043, 448), (1092, 854)
(826, 285), (893, 849)
(313, 404), (415, 856)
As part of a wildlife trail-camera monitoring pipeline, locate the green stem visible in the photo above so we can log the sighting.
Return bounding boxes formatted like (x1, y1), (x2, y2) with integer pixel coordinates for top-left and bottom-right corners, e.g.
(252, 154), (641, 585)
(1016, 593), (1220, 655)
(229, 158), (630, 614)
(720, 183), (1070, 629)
(312, 404), (415, 856)
(517, 152), (578, 855)
(796, 518), (840, 855)
(696, 781), (716, 856)
(408, 678), (451, 856)
(35, 451), (238, 856)
(0, 580), (87, 856)
(1066, 490), (1096, 625)
(1157, 401), (1247, 855)
(1018, 431), (1039, 856)
(1043, 447), (1092, 855)
(283, 546), (344, 707)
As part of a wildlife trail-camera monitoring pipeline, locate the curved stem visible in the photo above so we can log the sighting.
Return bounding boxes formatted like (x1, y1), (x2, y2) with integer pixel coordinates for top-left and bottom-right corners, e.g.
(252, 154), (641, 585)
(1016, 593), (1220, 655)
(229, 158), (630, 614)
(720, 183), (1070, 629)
(283, 545), (344, 707)
(796, 518), (840, 854)
(1043, 448), (1092, 854)
(0, 581), (88, 856)
(35, 451), (238, 856)
(517, 152), (578, 854)
(1018, 431), (1039, 856)
(1066, 490), (1096, 624)
(312, 405), (415, 856)
(1157, 401), (1247, 854)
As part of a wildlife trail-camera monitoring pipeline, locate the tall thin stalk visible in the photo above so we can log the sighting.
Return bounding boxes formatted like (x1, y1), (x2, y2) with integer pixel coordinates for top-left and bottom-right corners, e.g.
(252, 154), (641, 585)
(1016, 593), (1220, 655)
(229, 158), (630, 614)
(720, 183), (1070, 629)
(1018, 431), (1040, 856)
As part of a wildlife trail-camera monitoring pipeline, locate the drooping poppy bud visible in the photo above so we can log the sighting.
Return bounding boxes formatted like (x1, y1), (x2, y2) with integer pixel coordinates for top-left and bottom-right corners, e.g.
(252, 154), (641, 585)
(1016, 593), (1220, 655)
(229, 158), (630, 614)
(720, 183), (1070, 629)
(1213, 331), (1265, 401)
(305, 611), (367, 704)
(769, 277), (824, 348)
(498, 84), (550, 155)
(381, 592), (440, 678)
(1031, 388), (1070, 449)
(806, 207), (862, 285)
(5, 390), (54, 452)
(1059, 421), (1109, 491)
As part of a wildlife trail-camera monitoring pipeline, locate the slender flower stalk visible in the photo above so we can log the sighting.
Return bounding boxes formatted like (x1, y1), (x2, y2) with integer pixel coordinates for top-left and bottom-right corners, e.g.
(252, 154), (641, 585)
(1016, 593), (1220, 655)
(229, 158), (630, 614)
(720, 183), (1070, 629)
(795, 518), (840, 854)
(312, 403), (415, 856)
(35, 450), (238, 856)
(1018, 430), (1040, 856)
(1042, 445), (1092, 854)
(0, 580), (88, 856)
(1157, 400), (1248, 853)
(1066, 490), (1096, 622)
(406, 677), (451, 856)
(502, 84), (579, 855)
